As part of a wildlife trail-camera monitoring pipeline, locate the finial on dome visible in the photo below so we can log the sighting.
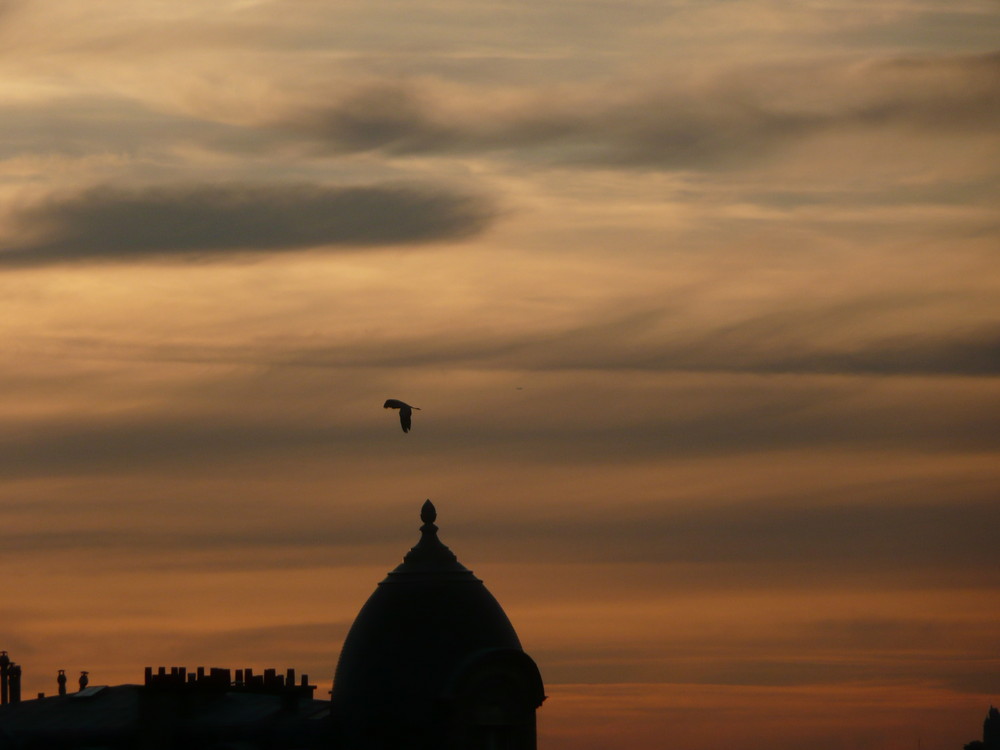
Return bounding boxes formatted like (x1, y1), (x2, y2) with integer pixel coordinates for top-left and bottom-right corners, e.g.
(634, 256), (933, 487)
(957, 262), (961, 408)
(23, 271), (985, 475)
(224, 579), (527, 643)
(388, 498), (474, 577)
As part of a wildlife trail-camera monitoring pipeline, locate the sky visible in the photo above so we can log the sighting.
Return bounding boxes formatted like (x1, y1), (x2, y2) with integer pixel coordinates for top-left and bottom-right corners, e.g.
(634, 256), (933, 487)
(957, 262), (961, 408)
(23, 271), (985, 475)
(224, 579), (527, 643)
(0, 0), (998, 747)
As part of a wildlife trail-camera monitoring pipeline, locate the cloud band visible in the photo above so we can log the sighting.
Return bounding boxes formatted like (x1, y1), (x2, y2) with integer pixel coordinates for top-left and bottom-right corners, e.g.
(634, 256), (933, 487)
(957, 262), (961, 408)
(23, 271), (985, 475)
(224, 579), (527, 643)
(0, 182), (495, 266)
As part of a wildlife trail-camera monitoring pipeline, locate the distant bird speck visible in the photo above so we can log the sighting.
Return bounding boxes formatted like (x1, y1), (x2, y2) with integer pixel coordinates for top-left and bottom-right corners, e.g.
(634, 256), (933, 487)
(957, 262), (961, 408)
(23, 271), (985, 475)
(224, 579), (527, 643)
(383, 399), (420, 433)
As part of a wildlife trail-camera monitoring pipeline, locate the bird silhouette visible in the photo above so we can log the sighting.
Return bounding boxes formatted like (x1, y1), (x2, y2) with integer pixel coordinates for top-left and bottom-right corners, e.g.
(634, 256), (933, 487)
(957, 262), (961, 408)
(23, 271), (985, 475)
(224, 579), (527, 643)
(383, 399), (420, 433)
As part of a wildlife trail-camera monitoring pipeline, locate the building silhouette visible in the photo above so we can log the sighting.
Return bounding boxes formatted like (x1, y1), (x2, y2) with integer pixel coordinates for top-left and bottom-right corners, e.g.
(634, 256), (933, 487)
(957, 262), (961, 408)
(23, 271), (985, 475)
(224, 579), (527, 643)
(965, 706), (1000, 750)
(0, 500), (544, 749)
(331, 499), (545, 749)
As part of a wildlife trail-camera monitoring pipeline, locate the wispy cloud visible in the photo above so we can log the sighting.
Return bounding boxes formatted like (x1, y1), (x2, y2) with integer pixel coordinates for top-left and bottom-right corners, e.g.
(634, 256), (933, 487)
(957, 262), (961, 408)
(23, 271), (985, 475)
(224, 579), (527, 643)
(267, 51), (1000, 169)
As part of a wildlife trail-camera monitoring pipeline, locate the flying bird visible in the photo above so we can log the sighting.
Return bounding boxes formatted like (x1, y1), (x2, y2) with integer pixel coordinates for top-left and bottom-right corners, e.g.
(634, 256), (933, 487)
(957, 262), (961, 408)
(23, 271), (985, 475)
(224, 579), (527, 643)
(383, 399), (420, 433)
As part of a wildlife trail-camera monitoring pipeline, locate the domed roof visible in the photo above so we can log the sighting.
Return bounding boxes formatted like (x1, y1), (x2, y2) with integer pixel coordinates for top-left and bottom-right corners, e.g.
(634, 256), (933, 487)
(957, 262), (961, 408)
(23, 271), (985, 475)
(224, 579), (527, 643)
(331, 500), (537, 747)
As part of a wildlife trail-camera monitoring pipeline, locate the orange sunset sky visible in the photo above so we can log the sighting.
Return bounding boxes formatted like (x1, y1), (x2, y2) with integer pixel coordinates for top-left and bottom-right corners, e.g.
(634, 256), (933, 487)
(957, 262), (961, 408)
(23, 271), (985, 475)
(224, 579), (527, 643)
(1, 1), (998, 748)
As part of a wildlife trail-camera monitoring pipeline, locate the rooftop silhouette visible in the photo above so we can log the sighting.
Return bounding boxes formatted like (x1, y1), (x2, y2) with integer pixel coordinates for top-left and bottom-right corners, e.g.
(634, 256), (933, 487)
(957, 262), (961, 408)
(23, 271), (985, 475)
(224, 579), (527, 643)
(0, 500), (544, 750)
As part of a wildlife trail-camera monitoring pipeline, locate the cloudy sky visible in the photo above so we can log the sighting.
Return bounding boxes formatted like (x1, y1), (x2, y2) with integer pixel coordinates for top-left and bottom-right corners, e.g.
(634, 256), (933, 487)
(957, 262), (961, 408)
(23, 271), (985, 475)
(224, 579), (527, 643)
(1, 1), (998, 747)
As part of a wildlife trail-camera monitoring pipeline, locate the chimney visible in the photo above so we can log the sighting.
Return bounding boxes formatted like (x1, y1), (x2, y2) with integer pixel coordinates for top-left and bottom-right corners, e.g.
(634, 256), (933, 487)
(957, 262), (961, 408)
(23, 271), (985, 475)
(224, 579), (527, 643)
(0, 651), (9, 705)
(10, 664), (21, 704)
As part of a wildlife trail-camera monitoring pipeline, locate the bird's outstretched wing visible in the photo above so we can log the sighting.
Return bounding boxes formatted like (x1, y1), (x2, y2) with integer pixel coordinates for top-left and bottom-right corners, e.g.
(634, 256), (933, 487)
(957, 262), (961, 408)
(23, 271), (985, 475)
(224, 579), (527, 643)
(383, 399), (421, 433)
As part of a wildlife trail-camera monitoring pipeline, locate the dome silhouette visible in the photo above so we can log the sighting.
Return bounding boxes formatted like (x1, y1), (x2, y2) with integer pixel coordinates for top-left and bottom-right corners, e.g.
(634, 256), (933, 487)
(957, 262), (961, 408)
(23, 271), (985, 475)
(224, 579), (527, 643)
(331, 500), (545, 749)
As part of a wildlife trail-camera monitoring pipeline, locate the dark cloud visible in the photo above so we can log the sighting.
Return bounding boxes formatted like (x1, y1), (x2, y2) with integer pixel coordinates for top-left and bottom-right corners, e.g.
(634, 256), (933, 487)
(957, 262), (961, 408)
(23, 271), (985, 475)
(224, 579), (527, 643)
(0, 182), (494, 267)
(297, 83), (455, 154)
(68, 298), (996, 378)
(2, 357), (997, 481)
(754, 175), (1000, 209)
(751, 328), (1000, 377)
(276, 51), (1000, 169)
(269, 313), (1000, 378)
(283, 82), (823, 169)
(455, 303), (1000, 377)
(0, 412), (379, 477)
(59, 476), (1000, 594)
(805, 617), (986, 654)
(540, 615), (999, 688)
(461, 491), (1000, 586)
(4, 53), (991, 177)
(3, 431), (996, 588)
(854, 50), (1000, 130)
(527, 314), (1000, 378)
